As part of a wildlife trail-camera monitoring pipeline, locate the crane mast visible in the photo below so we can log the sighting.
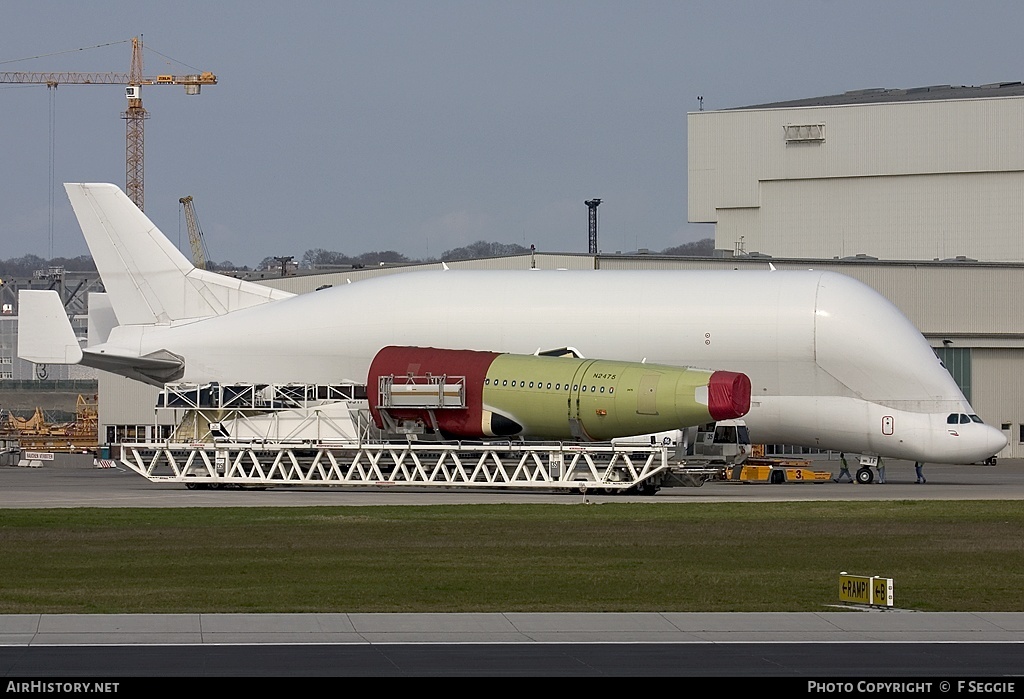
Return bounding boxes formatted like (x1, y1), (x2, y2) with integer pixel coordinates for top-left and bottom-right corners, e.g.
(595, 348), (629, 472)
(123, 38), (148, 210)
(179, 195), (209, 270)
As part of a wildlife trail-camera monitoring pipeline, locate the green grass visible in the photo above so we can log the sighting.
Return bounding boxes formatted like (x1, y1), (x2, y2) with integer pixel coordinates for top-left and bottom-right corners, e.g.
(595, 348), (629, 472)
(1, 501), (1022, 613)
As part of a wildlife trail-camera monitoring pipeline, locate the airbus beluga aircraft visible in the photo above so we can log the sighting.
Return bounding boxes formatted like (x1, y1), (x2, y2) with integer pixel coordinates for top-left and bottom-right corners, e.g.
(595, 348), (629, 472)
(19, 183), (1006, 464)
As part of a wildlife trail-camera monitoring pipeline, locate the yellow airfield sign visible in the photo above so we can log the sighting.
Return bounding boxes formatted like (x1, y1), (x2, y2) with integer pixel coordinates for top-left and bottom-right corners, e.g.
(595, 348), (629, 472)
(839, 572), (894, 607)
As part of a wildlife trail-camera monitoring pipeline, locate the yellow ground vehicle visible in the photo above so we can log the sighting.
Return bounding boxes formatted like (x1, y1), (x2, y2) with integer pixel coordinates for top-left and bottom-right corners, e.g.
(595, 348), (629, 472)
(724, 459), (832, 484)
(693, 420), (831, 484)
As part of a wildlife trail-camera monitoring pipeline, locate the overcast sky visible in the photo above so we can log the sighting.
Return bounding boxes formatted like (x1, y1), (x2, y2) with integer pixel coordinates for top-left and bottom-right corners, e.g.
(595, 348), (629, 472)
(2, 1), (1021, 266)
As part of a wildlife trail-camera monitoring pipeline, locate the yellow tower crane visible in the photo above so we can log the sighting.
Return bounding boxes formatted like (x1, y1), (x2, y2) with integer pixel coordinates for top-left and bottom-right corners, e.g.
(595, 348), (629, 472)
(178, 195), (209, 270)
(0, 37), (216, 211)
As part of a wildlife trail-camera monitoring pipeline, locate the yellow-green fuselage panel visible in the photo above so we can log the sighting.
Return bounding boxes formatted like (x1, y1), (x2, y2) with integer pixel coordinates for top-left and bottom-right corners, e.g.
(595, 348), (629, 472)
(484, 355), (723, 441)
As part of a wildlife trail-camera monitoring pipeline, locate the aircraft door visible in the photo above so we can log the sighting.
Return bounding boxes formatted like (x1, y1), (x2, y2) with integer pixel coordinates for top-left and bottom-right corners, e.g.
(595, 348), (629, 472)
(567, 360), (597, 440)
(566, 360), (597, 422)
(637, 373), (660, 415)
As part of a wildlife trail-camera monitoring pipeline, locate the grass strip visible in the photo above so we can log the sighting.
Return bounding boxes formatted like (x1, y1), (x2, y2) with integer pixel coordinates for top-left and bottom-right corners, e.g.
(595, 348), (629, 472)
(0, 501), (1021, 613)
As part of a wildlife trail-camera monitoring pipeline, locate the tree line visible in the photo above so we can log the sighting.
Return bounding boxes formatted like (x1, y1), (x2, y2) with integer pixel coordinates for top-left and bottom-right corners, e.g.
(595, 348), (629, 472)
(1, 239), (715, 277)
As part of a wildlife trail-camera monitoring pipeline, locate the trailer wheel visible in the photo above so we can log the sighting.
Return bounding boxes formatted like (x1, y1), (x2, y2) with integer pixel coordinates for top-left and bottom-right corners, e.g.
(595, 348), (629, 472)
(633, 481), (659, 496)
(856, 468), (874, 484)
(769, 470), (786, 484)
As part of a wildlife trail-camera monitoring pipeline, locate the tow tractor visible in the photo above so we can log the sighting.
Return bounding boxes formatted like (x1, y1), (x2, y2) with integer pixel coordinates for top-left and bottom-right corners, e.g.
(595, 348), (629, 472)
(691, 420), (832, 484)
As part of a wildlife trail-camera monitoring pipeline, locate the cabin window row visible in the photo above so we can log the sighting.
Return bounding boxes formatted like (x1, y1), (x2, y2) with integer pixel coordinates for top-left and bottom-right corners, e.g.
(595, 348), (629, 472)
(484, 378), (614, 394)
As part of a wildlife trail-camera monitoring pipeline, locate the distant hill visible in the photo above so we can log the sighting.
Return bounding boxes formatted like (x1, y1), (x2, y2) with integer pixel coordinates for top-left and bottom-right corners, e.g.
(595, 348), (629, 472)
(660, 238), (714, 256)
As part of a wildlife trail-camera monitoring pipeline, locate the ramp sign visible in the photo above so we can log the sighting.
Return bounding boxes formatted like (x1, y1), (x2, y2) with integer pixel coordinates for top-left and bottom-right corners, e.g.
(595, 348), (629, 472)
(839, 572), (894, 607)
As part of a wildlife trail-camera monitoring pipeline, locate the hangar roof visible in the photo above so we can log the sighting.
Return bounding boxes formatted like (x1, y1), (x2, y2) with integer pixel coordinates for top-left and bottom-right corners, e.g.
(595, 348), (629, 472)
(734, 82), (1024, 110)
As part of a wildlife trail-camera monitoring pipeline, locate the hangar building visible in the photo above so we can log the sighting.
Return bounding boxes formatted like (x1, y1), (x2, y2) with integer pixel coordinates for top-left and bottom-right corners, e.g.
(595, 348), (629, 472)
(688, 82), (1024, 261)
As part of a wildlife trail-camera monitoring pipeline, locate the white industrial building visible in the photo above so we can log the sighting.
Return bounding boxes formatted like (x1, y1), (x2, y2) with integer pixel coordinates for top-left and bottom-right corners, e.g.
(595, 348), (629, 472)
(688, 82), (1024, 262)
(81, 83), (1024, 459)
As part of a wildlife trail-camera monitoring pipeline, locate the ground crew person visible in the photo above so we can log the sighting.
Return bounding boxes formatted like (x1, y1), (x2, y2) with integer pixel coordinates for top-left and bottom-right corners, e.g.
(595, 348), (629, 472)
(834, 452), (853, 483)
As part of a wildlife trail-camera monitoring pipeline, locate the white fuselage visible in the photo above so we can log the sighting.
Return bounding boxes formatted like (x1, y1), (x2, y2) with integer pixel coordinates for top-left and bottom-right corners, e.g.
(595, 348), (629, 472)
(101, 269), (1006, 464)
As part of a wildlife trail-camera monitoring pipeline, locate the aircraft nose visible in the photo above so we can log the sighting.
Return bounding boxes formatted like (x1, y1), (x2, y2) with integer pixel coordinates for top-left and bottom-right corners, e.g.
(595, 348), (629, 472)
(985, 425), (1009, 456)
(957, 424), (1008, 464)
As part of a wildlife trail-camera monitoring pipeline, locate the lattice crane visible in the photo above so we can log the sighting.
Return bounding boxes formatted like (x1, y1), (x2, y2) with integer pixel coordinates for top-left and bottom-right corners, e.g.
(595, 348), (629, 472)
(179, 195), (209, 270)
(0, 37), (217, 211)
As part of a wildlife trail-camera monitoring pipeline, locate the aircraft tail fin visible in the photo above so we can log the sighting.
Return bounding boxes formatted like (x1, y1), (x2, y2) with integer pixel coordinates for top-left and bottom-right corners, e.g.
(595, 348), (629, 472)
(64, 183), (293, 326)
(87, 293), (118, 346)
(17, 290), (83, 365)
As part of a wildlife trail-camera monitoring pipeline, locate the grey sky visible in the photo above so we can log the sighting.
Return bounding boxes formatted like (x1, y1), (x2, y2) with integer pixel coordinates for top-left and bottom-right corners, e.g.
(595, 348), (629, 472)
(2, 1), (1021, 266)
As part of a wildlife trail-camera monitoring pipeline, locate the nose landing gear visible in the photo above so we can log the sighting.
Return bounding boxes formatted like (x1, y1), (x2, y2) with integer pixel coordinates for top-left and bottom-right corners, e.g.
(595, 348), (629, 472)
(855, 467), (874, 484)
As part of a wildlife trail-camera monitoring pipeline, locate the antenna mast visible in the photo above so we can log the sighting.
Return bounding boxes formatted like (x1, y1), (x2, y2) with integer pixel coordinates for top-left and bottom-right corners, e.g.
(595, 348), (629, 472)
(585, 199), (602, 254)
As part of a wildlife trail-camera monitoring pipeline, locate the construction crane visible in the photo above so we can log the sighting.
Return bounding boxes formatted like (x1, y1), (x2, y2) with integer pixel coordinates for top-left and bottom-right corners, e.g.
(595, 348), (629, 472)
(179, 195), (209, 270)
(0, 37), (216, 211)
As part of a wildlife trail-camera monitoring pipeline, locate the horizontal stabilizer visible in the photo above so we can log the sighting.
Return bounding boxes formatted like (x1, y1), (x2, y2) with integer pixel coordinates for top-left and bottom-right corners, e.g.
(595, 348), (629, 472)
(17, 290), (83, 364)
(80, 347), (184, 386)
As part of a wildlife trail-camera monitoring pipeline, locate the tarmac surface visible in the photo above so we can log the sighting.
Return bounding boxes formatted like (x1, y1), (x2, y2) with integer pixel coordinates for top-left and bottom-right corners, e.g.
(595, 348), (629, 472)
(3, 611), (1024, 646)
(2, 456), (1022, 507)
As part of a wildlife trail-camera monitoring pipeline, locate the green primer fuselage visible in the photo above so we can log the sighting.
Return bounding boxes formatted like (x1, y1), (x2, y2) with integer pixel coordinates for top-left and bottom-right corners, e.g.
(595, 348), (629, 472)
(482, 355), (721, 441)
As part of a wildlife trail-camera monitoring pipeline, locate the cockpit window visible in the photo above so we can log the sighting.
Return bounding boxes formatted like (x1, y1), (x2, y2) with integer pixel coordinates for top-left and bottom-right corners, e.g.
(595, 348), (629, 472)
(969, 414), (984, 424)
(960, 414), (971, 424)
(947, 414), (959, 424)
(714, 426), (737, 443)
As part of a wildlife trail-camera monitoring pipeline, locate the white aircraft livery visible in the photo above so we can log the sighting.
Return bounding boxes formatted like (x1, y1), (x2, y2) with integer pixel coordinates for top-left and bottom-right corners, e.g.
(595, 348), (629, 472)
(19, 183), (1007, 464)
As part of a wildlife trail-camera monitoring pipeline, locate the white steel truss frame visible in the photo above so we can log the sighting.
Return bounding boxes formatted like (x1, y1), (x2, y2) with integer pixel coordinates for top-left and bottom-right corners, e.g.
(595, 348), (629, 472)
(118, 441), (689, 490)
